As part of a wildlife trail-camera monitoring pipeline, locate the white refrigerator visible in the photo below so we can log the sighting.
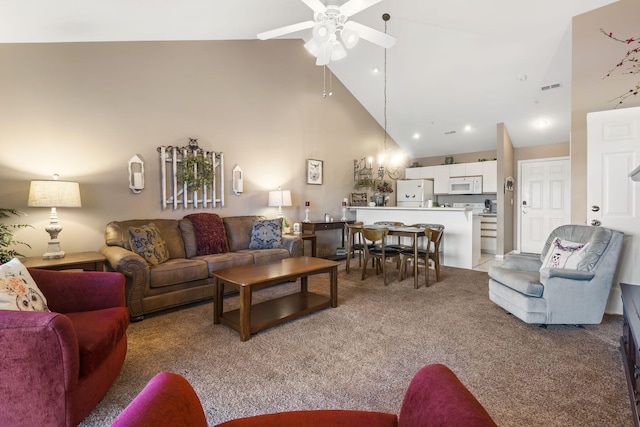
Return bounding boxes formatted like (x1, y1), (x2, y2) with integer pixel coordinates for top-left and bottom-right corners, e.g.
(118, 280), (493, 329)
(396, 179), (434, 207)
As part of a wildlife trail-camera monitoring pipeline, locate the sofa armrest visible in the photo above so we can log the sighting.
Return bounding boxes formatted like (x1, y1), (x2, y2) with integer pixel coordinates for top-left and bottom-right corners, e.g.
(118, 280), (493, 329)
(398, 364), (497, 427)
(501, 253), (542, 272)
(282, 235), (304, 257)
(540, 268), (595, 281)
(0, 311), (79, 426)
(100, 245), (150, 320)
(111, 372), (207, 427)
(28, 269), (125, 313)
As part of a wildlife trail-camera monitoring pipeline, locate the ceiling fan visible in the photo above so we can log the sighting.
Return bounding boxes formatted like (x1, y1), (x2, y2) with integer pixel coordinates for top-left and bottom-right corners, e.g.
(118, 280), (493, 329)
(257, 0), (397, 66)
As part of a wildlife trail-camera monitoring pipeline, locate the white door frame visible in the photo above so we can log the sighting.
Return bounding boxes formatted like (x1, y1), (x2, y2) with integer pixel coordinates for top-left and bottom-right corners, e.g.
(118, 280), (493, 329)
(516, 156), (571, 253)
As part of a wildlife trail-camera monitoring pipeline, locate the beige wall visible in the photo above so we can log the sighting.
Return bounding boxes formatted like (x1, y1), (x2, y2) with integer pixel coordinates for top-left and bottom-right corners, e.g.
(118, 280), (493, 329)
(496, 124), (515, 256)
(571, 0), (640, 224)
(0, 40), (398, 257)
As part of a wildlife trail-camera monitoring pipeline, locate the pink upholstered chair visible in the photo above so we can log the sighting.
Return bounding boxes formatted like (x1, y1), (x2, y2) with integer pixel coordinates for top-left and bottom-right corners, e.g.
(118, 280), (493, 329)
(111, 364), (497, 427)
(0, 268), (129, 427)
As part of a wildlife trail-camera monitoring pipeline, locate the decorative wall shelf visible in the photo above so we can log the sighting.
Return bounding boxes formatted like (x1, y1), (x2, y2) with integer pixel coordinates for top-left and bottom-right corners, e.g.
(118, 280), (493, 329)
(157, 138), (224, 209)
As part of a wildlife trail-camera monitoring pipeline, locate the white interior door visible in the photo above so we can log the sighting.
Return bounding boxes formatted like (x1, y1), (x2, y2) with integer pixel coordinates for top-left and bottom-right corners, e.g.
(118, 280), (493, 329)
(587, 106), (640, 314)
(518, 158), (571, 253)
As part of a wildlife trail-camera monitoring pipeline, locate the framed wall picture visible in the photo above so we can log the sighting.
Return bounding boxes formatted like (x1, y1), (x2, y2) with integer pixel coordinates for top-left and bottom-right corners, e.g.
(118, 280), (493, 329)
(306, 159), (323, 185)
(350, 192), (368, 206)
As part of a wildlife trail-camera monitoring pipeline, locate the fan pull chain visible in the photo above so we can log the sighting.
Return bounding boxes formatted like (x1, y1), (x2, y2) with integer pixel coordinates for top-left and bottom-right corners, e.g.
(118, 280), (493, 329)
(323, 65), (333, 98)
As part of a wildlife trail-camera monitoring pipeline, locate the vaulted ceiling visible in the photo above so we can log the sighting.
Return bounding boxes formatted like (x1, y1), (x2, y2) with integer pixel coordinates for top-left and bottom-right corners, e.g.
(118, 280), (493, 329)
(0, 0), (619, 158)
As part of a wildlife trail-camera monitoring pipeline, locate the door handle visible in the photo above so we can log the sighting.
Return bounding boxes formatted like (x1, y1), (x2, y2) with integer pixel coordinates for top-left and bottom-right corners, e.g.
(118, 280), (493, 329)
(591, 205), (600, 212)
(591, 219), (601, 226)
(521, 200), (528, 214)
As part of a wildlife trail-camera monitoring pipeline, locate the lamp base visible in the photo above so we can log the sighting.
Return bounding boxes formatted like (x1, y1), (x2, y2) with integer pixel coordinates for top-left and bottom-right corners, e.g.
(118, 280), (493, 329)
(42, 239), (65, 259)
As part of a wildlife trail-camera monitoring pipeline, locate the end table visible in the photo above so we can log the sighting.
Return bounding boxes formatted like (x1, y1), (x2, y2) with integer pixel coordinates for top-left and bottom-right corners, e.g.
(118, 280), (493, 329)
(21, 251), (107, 271)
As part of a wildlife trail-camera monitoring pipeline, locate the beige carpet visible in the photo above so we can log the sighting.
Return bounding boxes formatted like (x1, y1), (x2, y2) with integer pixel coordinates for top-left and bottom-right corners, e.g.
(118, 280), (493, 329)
(80, 262), (631, 427)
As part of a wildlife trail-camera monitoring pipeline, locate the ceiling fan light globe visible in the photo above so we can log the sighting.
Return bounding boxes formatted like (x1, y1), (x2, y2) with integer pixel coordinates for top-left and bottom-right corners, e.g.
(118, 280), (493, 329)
(331, 42), (347, 60)
(304, 38), (321, 57)
(340, 28), (359, 49)
(313, 21), (335, 43)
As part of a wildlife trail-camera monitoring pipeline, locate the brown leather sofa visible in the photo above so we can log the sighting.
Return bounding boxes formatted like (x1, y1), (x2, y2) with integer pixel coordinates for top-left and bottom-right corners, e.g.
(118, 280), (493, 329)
(100, 215), (303, 321)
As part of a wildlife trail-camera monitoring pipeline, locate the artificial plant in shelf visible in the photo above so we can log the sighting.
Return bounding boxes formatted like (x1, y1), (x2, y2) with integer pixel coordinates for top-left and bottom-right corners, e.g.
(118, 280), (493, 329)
(0, 208), (32, 263)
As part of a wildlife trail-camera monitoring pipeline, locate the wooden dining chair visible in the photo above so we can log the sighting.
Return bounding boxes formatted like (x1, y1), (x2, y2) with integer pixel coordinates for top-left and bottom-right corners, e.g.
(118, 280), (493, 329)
(361, 227), (402, 286)
(399, 224), (445, 285)
(344, 222), (373, 273)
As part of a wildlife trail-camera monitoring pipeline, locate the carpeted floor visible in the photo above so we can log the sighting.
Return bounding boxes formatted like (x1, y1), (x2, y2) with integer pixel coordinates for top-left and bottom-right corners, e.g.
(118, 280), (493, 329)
(80, 262), (632, 426)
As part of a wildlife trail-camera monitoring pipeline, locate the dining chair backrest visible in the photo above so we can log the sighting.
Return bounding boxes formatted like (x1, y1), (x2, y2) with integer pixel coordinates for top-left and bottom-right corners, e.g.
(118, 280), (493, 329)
(411, 224), (445, 252)
(362, 226), (388, 245)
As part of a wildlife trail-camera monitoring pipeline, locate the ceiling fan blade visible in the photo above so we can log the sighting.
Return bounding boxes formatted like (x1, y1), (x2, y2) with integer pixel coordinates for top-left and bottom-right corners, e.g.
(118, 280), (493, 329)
(344, 21), (397, 49)
(301, 0), (327, 14)
(257, 20), (315, 40)
(340, 0), (383, 17)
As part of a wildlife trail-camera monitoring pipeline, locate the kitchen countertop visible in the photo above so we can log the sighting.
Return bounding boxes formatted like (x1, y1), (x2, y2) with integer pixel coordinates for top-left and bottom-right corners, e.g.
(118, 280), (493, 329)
(349, 206), (471, 211)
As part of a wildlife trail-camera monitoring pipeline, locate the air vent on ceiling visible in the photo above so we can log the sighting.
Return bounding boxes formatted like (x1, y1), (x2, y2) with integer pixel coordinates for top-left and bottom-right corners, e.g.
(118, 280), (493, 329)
(444, 130), (456, 135)
(541, 82), (561, 91)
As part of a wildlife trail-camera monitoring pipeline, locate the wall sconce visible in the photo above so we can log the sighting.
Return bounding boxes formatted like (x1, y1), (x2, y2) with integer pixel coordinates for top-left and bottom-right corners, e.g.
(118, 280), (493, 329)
(128, 154), (145, 194)
(268, 187), (292, 219)
(232, 165), (243, 196)
(27, 174), (82, 259)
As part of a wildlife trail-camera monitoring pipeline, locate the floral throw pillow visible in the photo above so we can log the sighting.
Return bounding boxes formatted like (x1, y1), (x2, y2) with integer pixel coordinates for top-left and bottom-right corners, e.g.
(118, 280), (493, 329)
(541, 237), (589, 270)
(249, 219), (283, 250)
(0, 258), (50, 312)
(128, 223), (170, 266)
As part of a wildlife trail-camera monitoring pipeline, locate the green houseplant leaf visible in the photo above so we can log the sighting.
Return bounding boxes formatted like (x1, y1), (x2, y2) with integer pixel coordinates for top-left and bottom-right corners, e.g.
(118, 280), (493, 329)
(0, 208), (32, 264)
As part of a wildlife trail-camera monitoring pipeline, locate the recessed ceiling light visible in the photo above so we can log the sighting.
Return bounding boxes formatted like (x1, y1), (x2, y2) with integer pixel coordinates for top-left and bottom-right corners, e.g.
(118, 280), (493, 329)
(464, 125), (472, 132)
(537, 120), (548, 128)
(412, 133), (420, 139)
(517, 74), (528, 82)
(372, 68), (379, 74)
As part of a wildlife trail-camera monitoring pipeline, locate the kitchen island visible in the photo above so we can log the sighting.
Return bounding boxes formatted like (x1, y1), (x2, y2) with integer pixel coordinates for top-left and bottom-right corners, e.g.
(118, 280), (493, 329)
(349, 206), (481, 270)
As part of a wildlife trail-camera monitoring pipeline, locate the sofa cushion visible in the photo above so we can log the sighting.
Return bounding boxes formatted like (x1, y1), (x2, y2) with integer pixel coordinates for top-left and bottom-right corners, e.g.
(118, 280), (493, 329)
(129, 223), (170, 266)
(0, 258), (50, 312)
(105, 219), (187, 259)
(193, 252), (254, 275)
(149, 259), (209, 288)
(541, 238), (588, 270)
(223, 216), (266, 252)
(66, 306), (129, 377)
(240, 248), (290, 265)
(185, 213), (229, 256)
(488, 266), (543, 297)
(249, 218), (283, 250)
(179, 219), (198, 259)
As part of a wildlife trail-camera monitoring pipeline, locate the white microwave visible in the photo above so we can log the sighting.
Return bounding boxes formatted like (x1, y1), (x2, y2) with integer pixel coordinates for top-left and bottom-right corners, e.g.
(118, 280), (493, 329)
(449, 176), (483, 194)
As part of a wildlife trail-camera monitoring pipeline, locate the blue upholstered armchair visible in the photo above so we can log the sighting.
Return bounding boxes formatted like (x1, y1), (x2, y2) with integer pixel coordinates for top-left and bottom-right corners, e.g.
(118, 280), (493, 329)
(488, 225), (624, 325)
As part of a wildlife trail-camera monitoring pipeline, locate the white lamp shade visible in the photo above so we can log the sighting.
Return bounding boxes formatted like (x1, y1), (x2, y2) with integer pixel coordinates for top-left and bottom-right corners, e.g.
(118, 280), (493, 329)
(28, 180), (82, 208)
(268, 189), (292, 207)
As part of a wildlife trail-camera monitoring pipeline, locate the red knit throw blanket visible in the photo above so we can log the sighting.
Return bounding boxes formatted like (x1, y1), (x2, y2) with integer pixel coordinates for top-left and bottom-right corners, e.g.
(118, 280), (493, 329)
(185, 213), (229, 256)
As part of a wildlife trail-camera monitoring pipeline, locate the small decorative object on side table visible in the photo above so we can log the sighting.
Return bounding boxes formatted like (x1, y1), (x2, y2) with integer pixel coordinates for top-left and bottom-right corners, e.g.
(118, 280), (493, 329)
(21, 251), (107, 271)
(303, 201), (311, 223)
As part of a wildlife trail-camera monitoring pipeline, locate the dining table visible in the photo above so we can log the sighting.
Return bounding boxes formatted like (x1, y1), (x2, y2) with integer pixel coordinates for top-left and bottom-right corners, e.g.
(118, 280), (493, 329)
(357, 224), (427, 289)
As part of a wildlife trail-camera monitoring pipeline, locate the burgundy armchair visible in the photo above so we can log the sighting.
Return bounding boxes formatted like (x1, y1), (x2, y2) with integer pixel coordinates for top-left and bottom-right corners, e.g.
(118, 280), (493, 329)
(111, 364), (497, 427)
(0, 269), (129, 427)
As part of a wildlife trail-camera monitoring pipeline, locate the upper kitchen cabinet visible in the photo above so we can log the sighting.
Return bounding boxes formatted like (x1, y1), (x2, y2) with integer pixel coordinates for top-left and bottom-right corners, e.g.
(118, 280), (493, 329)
(482, 160), (497, 193)
(449, 162), (483, 177)
(433, 165), (450, 194)
(405, 166), (435, 180)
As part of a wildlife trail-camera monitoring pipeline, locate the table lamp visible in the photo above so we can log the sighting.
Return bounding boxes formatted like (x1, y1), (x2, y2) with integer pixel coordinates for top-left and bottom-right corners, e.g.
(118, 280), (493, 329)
(27, 174), (82, 259)
(268, 187), (292, 219)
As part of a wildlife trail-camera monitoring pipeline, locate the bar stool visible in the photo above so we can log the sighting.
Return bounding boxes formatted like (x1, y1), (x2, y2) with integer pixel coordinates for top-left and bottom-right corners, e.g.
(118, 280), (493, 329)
(361, 227), (402, 286)
(399, 224), (445, 285)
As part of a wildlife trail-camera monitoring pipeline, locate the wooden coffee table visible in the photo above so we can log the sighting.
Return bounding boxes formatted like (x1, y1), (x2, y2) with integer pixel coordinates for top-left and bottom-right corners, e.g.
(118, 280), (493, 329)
(213, 256), (339, 341)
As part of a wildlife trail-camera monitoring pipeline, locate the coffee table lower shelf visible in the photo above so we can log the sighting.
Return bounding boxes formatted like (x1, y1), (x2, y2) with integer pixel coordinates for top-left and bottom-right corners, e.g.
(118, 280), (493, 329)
(218, 292), (331, 336)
